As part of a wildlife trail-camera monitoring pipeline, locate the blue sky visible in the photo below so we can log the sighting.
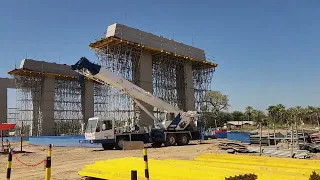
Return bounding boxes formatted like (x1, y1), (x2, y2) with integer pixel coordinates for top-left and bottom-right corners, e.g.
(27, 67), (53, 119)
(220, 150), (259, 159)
(1, 0), (319, 111)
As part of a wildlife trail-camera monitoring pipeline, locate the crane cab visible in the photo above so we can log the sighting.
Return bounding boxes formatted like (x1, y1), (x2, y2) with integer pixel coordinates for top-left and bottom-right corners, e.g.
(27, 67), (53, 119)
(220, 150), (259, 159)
(84, 117), (115, 141)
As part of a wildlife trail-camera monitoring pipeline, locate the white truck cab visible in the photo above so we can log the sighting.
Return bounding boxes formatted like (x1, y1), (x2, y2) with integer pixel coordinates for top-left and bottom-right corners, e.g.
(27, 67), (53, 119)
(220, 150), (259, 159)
(83, 117), (150, 150)
(85, 117), (115, 141)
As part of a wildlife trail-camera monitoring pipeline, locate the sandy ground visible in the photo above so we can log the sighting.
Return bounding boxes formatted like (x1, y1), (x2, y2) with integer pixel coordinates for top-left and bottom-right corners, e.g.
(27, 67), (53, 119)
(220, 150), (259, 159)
(0, 139), (319, 180)
(0, 140), (225, 180)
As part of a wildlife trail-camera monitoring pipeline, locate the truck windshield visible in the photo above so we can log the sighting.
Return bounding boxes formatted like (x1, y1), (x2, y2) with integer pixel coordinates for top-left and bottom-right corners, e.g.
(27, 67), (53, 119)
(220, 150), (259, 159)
(86, 119), (98, 133)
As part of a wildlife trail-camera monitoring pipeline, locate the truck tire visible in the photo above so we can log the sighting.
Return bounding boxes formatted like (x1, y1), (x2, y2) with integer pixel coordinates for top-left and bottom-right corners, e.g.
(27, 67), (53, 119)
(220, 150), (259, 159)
(102, 143), (114, 150)
(164, 134), (176, 146)
(177, 134), (190, 146)
(115, 136), (128, 150)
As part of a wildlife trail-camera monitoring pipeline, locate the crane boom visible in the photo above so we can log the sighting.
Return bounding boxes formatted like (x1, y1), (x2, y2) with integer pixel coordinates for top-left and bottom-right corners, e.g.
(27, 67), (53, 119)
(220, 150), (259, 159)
(72, 57), (181, 113)
(71, 57), (198, 131)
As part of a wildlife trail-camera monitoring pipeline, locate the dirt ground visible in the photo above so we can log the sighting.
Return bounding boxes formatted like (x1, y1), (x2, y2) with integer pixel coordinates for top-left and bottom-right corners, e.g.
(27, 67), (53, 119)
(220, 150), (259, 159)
(0, 139), (319, 180)
(0, 140), (226, 180)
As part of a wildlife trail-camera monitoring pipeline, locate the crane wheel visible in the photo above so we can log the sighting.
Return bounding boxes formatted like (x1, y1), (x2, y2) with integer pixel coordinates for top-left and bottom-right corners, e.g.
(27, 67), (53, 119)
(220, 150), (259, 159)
(115, 136), (128, 150)
(177, 134), (190, 146)
(164, 134), (176, 146)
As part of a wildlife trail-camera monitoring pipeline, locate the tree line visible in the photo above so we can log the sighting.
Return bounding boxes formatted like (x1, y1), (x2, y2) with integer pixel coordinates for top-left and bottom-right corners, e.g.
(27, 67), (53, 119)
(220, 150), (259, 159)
(201, 91), (320, 129)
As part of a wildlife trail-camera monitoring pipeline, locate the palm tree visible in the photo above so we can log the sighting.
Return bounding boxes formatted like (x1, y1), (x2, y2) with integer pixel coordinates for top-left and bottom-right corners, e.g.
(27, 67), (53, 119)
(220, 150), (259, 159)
(307, 106), (315, 124)
(267, 105), (280, 145)
(250, 109), (263, 123)
(301, 106), (320, 131)
(257, 110), (266, 123)
(292, 106), (306, 143)
(309, 107), (320, 130)
(275, 104), (286, 124)
(267, 105), (277, 124)
(286, 107), (297, 124)
(295, 106), (305, 126)
(316, 107), (320, 131)
(251, 109), (258, 122)
(245, 106), (254, 129)
(245, 106), (254, 121)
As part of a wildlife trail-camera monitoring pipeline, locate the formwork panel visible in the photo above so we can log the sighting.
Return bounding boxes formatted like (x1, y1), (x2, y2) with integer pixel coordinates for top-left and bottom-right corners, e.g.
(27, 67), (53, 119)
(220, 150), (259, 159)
(108, 23), (206, 61)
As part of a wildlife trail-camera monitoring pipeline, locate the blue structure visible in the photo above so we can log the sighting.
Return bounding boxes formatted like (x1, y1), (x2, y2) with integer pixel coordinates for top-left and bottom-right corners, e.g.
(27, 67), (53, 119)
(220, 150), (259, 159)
(2, 136), (29, 142)
(227, 131), (251, 144)
(28, 135), (101, 148)
(215, 132), (227, 139)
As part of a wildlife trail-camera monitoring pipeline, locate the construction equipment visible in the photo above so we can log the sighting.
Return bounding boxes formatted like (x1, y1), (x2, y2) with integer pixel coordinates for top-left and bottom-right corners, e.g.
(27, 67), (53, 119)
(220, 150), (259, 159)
(71, 57), (200, 150)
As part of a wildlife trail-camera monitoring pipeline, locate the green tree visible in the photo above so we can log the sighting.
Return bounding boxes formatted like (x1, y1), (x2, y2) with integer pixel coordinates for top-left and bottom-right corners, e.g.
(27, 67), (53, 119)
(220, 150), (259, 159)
(306, 106), (315, 124)
(306, 106), (320, 128)
(315, 107), (320, 129)
(295, 106), (306, 126)
(286, 107), (297, 125)
(217, 111), (233, 126)
(203, 90), (230, 128)
(275, 104), (286, 124)
(252, 109), (267, 123)
(231, 111), (245, 123)
(201, 109), (216, 128)
(245, 106), (254, 121)
(286, 106), (306, 130)
(267, 105), (277, 123)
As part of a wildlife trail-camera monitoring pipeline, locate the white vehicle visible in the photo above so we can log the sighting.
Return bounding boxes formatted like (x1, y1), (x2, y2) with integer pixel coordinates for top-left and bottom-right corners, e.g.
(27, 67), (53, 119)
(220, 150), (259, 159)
(72, 57), (201, 150)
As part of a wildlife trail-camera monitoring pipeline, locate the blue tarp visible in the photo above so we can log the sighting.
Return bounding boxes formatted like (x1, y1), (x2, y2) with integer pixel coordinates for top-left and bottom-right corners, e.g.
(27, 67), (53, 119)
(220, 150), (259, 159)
(28, 135), (101, 148)
(2, 136), (29, 142)
(227, 131), (251, 144)
(215, 132), (227, 139)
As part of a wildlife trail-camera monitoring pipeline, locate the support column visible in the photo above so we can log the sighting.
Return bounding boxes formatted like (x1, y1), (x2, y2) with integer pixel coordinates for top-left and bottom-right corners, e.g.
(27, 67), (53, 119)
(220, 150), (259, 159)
(41, 77), (55, 136)
(31, 91), (41, 136)
(82, 80), (94, 125)
(0, 87), (7, 124)
(185, 62), (195, 111)
(176, 62), (195, 111)
(0, 78), (15, 124)
(176, 64), (186, 111)
(137, 52), (153, 127)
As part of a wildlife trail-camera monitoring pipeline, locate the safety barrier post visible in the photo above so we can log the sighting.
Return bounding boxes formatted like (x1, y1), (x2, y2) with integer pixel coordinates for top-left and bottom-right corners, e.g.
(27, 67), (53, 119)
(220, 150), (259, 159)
(45, 144), (52, 180)
(6, 148), (12, 180)
(131, 170), (137, 180)
(143, 148), (149, 180)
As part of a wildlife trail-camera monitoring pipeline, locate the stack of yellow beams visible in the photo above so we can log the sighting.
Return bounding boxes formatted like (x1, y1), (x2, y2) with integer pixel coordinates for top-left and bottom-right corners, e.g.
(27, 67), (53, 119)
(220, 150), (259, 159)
(78, 153), (320, 180)
(196, 153), (320, 179)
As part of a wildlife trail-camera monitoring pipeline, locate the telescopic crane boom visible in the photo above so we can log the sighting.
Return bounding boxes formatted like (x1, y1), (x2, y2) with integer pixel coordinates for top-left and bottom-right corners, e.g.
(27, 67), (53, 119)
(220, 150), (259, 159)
(71, 57), (198, 131)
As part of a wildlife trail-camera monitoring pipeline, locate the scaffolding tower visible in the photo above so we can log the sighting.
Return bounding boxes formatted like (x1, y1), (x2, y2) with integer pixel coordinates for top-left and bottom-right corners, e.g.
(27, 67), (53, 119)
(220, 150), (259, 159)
(90, 27), (216, 125)
(8, 24), (217, 136)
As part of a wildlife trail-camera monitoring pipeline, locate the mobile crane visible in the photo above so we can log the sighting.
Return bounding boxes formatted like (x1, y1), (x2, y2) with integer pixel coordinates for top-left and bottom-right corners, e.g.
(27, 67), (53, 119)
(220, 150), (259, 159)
(71, 57), (200, 150)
